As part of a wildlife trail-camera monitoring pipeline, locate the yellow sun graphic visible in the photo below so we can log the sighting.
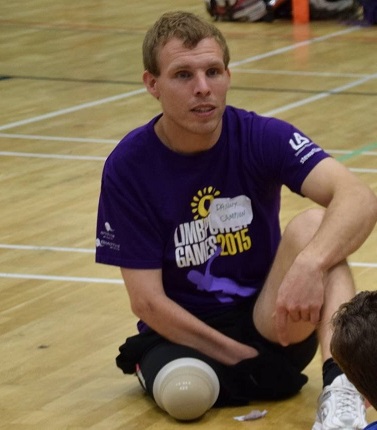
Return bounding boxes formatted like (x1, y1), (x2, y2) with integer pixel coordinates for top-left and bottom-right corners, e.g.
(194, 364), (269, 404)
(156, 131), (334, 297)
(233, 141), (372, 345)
(191, 187), (221, 220)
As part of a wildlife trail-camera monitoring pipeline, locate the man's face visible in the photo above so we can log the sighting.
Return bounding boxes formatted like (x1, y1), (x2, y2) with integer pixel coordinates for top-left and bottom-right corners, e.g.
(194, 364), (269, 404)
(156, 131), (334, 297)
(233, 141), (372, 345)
(144, 37), (231, 147)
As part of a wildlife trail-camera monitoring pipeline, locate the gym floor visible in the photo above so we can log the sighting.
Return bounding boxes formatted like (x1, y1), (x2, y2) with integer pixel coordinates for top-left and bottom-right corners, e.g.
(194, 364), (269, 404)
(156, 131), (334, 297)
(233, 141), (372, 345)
(0, 1), (376, 428)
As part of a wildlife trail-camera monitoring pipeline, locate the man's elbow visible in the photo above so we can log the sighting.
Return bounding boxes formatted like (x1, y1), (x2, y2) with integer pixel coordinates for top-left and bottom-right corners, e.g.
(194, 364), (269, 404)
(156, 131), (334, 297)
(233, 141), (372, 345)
(366, 187), (377, 226)
(130, 297), (157, 321)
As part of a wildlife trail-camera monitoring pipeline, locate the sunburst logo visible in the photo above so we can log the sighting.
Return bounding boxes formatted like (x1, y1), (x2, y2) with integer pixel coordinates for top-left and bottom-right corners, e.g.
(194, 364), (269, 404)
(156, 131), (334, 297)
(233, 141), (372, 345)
(191, 187), (221, 220)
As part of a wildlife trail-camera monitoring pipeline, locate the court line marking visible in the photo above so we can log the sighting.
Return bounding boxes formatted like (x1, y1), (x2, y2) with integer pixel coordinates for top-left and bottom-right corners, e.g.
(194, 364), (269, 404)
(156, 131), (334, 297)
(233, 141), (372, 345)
(0, 260), (375, 285)
(0, 132), (117, 144)
(330, 149), (377, 155)
(0, 27), (360, 132)
(350, 168), (377, 173)
(0, 242), (375, 266)
(0, 18), (148, 35)
(262, 72), (377, 117)
(5, 69), (372, 83)
(0, 243), (94, 253)
(0, 151), (106, 161)
(229, 27), (360, 67)
(335, 142), (377, 162)
(0, 272), (123, 284)
(0, 88), (147, 131)
(230, 69), (370, 78)
(0, 150), (376, 172)
(1, 71), (375, 149)
(1, 133), (377, 159)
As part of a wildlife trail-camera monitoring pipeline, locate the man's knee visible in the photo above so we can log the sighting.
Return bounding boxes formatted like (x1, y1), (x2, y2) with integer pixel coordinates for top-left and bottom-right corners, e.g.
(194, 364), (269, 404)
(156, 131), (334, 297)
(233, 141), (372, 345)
(283, 208), (325, 247)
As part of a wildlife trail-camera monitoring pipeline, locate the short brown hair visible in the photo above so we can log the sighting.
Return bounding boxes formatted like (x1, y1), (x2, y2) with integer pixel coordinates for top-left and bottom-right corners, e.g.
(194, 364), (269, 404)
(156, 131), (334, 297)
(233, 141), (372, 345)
(330, 290), (377, 408)
(142, 11), (230, 76)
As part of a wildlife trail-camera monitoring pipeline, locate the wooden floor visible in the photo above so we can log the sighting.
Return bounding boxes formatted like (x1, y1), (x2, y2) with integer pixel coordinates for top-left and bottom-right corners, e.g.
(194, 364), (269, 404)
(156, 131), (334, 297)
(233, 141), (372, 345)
(1, 1), (376, 428)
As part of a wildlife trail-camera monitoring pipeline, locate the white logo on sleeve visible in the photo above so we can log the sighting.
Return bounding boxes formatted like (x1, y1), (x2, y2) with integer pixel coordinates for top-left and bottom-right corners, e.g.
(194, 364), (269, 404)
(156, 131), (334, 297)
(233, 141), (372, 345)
(97, 221), (120, 251)
(289, 132), (311, 151)
(104, 222), (115, 232)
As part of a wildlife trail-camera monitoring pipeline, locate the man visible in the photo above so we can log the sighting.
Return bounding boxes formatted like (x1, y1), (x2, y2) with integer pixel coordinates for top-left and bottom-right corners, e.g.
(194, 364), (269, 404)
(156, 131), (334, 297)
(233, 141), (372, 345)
(331, 291), (377, 430)
(96, 10), (377, 428)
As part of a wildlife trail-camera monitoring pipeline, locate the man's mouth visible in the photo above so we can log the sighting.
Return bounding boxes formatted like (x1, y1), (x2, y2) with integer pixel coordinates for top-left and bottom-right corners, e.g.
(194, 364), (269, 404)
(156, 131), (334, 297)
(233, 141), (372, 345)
(191, 105), (215, 113)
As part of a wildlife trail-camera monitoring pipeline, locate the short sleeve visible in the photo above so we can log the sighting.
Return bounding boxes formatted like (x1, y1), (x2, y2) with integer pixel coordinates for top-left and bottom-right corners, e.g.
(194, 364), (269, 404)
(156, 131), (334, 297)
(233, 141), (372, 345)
(95, 151), (164, 269)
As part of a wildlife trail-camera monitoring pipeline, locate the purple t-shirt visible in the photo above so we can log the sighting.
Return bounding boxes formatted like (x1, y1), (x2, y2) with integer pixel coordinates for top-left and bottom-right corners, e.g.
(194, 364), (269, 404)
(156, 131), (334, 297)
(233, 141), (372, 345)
(365, 422), (377, 430)
(96, 106), (330, 322)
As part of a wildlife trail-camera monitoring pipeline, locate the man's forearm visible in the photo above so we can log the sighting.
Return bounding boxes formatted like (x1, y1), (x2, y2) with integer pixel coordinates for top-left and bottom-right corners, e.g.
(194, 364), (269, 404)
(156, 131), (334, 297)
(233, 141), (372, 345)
(303, 183), (377, 272)
(134, 295), (258, 365)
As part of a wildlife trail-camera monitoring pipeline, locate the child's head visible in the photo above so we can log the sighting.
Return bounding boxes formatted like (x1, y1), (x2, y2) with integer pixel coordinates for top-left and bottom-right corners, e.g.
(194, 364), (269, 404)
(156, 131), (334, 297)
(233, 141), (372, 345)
(331, 290), (377, 409)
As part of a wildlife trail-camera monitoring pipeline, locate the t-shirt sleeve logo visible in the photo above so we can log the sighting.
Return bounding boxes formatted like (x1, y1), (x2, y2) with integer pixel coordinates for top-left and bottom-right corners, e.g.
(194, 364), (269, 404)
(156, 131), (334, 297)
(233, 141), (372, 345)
(97, 221), (120, 251)
(288, 132), (311, 151)
(288, 132), (323, 164)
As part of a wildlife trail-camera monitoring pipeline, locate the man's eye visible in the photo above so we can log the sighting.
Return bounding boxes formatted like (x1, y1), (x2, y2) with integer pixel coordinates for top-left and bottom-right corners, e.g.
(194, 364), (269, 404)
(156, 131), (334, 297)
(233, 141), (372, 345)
(176, 71), (191, 79)
(207, 68), (220, 76)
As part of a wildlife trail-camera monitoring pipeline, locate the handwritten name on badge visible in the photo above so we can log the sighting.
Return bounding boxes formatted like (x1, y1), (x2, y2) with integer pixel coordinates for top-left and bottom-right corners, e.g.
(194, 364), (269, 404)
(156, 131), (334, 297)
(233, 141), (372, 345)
(209, 196), (253, 230)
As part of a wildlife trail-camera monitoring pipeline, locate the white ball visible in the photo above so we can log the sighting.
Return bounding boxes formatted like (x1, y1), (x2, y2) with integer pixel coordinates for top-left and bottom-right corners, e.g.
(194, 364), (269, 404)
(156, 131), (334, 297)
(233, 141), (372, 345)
(153, 358), (220, 421)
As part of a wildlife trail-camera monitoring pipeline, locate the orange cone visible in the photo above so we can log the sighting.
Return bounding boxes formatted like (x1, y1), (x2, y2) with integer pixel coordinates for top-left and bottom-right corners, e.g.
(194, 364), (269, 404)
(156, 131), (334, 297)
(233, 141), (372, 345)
(292, 0), (310, 24)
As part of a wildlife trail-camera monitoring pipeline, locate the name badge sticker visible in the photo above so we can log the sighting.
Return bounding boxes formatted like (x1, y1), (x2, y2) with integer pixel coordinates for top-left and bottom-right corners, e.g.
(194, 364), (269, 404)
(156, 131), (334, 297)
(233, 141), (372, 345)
(209, 196), (253, 230)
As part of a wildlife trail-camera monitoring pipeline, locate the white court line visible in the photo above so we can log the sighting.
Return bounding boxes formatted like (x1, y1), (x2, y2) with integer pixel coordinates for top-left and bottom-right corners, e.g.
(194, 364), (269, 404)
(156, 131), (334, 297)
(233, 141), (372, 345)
(0, 243), (94, 253)
(2, 75), (377, 160)
(229, 27), (359, 67)
(263, 72), (377, 117)
(2, 73), (376, 153)
(0, 88), (147, 131)
(1, 134), (377, 158)
(0, 260), (375, 285)
(0, 151), (106, 161)
(350, 168), (377, 173)
(353, 262), (377, 268)
(231, 69), (369, 78)
(1, 243), (377, 264)
(0, 272), (123, 284)
(333, 151), (377, 156)
(0, 132), (117, 144)
(0, 150), (376, 172)
(0, 241), (375, 285)
(0, 27), (359, 132)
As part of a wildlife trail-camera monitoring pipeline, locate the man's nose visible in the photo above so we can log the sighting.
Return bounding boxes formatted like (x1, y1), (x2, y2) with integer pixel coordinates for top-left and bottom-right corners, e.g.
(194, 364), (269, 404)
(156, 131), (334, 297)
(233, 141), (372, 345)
(193, 73), (211, 96)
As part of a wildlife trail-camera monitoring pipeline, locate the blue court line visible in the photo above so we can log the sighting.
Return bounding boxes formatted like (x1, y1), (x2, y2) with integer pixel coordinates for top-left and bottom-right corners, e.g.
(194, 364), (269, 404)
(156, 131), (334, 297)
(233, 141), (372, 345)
(335, 142), (377, 162)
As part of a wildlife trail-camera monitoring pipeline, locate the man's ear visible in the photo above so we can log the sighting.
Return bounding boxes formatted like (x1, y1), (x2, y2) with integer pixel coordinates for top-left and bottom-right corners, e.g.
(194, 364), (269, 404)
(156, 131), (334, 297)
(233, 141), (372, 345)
(143, 70), (160, 99)
(226, 67), (231, 90)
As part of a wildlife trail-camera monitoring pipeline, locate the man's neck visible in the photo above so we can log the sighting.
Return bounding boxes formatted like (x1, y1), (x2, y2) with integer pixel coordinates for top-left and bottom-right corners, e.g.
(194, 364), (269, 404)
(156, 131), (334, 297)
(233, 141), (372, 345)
(154, 117), (221, 155)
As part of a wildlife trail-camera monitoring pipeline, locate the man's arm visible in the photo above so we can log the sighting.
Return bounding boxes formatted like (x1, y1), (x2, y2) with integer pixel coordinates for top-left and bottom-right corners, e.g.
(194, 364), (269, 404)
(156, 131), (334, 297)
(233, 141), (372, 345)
(275, 157), (377, 344)
(120, 267), (258, 365)
(300, 157), (377, 266)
